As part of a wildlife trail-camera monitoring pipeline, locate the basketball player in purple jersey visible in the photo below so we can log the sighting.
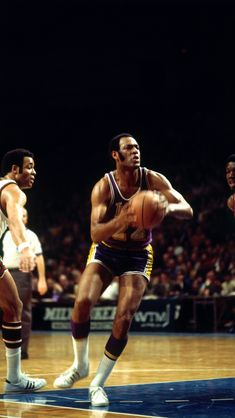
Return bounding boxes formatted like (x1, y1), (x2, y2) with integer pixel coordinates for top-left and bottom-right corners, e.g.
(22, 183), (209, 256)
(54, 134), (193, 406)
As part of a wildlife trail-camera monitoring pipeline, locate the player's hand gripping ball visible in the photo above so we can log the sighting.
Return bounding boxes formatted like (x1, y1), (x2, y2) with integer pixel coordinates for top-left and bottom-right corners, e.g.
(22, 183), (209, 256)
(130, 190), (168, 229)
(227, 194), (235, 212)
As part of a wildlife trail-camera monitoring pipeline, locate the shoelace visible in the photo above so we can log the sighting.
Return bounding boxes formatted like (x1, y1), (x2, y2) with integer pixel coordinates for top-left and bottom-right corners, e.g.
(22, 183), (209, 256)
(90, 387), (107, 399)
(21, 372), (30, 378)
(21, 372), (41, 382)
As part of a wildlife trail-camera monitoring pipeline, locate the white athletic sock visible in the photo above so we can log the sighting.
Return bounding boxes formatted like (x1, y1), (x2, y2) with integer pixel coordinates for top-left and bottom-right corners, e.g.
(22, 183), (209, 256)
(6, 347), (21, 383)
(72, 336), (89, 372)
(90, 354), (116, 388)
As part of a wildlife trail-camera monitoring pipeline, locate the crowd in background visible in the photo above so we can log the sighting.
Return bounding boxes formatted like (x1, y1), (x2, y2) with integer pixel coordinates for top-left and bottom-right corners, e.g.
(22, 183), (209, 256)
(25, 160), (235, 304)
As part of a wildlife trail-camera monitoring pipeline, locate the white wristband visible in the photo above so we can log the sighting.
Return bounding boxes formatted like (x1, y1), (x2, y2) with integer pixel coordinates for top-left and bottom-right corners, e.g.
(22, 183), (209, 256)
(17, 242), (30, 252)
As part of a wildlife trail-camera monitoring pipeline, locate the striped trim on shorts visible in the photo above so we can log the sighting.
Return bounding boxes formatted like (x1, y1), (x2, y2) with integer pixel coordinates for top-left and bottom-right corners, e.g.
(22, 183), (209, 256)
(87, 242), (154, 281)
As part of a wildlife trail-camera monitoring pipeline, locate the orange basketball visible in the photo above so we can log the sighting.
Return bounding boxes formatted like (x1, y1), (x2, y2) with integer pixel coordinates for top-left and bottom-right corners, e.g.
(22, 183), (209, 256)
(130, 190), (168, 229)
(227, 194), (235, 212)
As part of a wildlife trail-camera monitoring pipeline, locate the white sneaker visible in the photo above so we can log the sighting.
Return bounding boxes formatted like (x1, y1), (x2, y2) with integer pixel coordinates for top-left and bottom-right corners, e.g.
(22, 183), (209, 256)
(4, 373), (47, 393)
(53, 366), (89, 389)
(89, 386), (109, 407)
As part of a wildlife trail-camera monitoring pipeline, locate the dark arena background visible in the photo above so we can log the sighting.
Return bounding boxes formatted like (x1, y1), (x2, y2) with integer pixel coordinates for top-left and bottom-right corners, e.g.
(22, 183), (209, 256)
(1, 1), (235, 417)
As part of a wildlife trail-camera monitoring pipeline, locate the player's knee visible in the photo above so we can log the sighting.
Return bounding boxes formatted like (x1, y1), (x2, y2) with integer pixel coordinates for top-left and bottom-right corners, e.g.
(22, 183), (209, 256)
(12, 298), (23, 319)
(4, 298), (23, 321)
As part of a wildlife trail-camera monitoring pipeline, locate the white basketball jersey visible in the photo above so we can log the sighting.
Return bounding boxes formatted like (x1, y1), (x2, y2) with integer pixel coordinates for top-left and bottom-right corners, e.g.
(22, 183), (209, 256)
(0, 179), (16, 238)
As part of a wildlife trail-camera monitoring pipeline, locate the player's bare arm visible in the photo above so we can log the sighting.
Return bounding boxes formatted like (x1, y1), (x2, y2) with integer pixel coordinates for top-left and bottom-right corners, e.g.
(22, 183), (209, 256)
(90, 176), (135, 243)
(147, 170), (193, 219)
(2, 183), (36, 271)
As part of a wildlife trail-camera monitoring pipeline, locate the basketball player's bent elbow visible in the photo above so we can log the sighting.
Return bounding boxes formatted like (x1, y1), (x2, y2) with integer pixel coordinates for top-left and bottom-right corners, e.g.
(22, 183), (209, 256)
(166, 203), (193, 220)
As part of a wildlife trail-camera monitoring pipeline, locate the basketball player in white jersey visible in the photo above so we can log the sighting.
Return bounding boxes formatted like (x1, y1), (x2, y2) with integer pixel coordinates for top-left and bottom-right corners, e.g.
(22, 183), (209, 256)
(0, 148), (46, 392)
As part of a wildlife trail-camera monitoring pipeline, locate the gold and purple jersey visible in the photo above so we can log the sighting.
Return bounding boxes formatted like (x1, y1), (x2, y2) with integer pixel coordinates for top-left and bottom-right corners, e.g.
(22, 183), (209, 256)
(103, 167), (152, 250)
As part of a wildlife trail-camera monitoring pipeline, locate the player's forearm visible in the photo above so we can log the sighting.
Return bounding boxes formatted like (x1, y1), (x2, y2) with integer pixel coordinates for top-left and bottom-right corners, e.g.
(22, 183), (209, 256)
(166, 203), (193, 219)
(91, 217), (124, 243)
(6, 199), (28, 247)
(36, 254), (46, 279)
(8, 217), (29, 247)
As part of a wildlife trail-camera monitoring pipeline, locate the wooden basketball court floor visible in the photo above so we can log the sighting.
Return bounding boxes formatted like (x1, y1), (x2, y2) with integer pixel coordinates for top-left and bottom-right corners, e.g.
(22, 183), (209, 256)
(0, 332), (235, 417)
